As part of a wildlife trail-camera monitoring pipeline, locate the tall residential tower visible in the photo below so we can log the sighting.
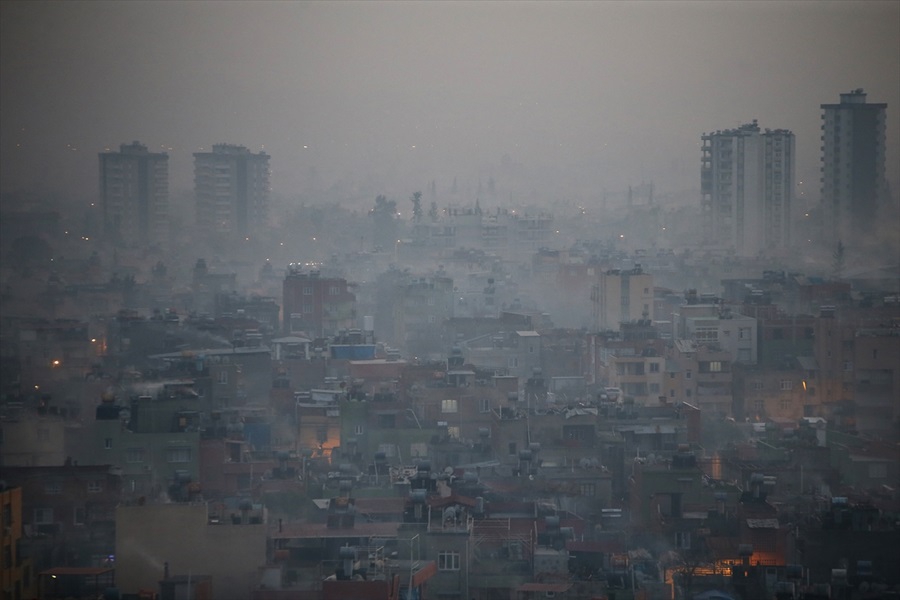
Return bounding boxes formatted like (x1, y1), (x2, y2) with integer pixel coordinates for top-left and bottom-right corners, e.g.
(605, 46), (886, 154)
(194, 144), (270, 237)
(99, 141), (169, 246)
(701, 121), (794, 257)
(820, 89), (888, 243)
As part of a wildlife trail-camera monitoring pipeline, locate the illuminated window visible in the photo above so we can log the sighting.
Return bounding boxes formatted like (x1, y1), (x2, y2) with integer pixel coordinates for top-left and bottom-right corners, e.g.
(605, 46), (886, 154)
(441, 399), (458, 413)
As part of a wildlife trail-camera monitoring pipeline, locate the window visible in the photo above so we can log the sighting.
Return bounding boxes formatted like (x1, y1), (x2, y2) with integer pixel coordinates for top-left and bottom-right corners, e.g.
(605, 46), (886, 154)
(354, 425), (364, 435)
(447, 426), (460, 440)
(126, 447), (145, 463)
(479, 398), (491, 413)
(695, 328), (718, 342)
(438, 551), (460, 571)
(579, 483), (596, 497)
(303, 286), (312, 295)
(650, 362), (660, 373)
(649, 383), (660, 394)
(44, 482), (62, 495)
(780, 380), (793, 391)
(328, 286), (339, 296)
(441, 399), (458, 413)
(377, 443), (396, 458)
(87, 481), (103, 493)
(166, 447), (191, 463)
(675, 531), (691, 549)
(686, 389), (692, 397)
(753, 381), (764, 391)
(302, 304), (312, 314)
(685, 370), (692, 380)
(217, 370), (228, 384)
(843, 360), (853, 372)
(104, 438), (113, 450)
(708, 361), (722, 372)
(34, 508), (54, 524)
(74, 507), (86, 525)
(508, 356), (518, 368)
(780, 398), (791, 410)
(739, 327), (751, 340)
(508, 442), (517, 456)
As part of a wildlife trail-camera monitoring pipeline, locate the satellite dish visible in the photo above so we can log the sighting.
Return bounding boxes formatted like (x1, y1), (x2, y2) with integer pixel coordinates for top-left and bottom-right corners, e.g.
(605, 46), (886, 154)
(528, 474), (535, 480)
(444, 466), (454, 476)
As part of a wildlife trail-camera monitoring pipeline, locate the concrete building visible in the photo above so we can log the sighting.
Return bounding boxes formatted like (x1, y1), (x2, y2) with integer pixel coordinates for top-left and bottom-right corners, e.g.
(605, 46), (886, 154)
(666, 340), (733, 417)
(1, 484), (38, 599)
(282, 265), (356, 337)
(98, 141), (169, 246)
(116, 502), (267, 598)
(675, 302), (758, 365)
(820, 89), (888, 243)
(194, 143), (270, 236)
(591, 266), (654, 332)
(701, 121), (794, 256)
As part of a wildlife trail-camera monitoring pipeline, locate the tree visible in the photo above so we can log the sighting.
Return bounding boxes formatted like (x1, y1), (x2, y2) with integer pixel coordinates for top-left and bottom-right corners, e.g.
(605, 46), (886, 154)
(429, 201), (438, 222)
(410, 191), (423, 223)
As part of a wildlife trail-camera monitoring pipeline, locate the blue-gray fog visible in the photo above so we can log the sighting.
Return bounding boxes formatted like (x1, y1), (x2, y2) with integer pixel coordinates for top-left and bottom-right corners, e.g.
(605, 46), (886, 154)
(1, 1), (898, 204)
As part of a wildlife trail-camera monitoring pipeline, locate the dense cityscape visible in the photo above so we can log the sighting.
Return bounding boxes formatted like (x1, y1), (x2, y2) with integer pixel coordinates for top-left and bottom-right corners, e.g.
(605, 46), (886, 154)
(1, 3), (898, 600)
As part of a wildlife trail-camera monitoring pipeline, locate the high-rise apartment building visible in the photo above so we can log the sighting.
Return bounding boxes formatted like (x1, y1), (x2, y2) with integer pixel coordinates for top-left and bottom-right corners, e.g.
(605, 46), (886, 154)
(98, 141), (169, 245)
(820, 89), (888, 243)
(194, 144), (270, 236)
(701, 121), (794, 257)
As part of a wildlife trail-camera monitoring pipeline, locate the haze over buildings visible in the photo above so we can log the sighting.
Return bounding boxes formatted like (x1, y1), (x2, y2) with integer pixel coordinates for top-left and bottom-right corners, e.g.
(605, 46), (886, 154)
(1, 2), (897, 207)
(1, 2), (899, 599)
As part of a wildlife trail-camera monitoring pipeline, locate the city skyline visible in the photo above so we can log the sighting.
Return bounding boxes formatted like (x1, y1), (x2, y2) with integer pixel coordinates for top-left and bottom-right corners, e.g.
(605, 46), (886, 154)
(1, 1), (898, 209)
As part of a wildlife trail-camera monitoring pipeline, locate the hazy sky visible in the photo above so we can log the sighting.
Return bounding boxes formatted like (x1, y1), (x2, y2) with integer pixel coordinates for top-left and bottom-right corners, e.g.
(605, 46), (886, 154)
(2, 0), (898, 206)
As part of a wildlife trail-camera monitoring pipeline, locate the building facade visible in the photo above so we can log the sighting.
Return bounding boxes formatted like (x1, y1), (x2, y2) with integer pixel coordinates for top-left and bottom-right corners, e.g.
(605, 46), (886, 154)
(282, 266), (357, 337)
(591, 267), (654, 332)
(820, 89), (888, 243)
(98, 141), (169, 246)
(701, 121), (794, 257)
(194, 143), (270, 236)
